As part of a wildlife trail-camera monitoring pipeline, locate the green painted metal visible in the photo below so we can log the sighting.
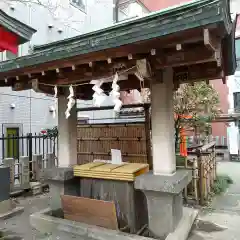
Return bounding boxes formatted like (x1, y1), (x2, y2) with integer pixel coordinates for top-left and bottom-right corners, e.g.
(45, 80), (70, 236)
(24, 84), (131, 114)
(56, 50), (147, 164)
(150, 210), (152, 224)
(0, 0), (233, 75)
(0, 10), (36, 44)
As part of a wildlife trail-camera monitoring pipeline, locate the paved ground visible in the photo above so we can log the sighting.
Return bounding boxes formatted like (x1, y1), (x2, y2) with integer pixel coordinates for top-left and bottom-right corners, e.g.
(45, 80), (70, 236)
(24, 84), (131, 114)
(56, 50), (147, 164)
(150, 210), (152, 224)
(0, 194), (50, 240)
(189, 161), (240, 240)
(1, 160), (240, 240)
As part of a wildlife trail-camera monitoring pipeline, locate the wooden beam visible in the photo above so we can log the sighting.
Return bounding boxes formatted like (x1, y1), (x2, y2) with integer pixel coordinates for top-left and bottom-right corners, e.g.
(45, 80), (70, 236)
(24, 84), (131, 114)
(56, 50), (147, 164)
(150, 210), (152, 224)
(0, 28), (205, 80)
(77, 103), (150, 112)
(174, 62), (222, 83)
(12, 81), (32, 91)
(154, 45), (214, 69)
(35, 60), (137, 85)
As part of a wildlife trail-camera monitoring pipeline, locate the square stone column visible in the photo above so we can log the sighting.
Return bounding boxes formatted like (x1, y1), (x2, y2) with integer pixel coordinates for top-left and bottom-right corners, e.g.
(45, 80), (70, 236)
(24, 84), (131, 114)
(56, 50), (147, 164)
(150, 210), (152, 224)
(43, 96), (79, 210)
(20, 156), (30, 190)
(32, 154), (43, 182)
(43, 167), (80, 210)
(151, 68), (176, 175)
(58, 95), (77, 167)
(135, 170), (192, 238)
(135, 68), (194, 239)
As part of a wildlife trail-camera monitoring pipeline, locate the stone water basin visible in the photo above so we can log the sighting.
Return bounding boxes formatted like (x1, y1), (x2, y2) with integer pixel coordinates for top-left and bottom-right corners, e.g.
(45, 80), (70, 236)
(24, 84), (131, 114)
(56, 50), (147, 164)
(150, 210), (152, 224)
(30, 208), (152, 240)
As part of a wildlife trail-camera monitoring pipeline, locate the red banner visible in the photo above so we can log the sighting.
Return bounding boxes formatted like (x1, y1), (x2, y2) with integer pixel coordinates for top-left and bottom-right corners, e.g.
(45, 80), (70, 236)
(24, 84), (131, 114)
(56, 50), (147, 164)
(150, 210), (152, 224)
(0, 26), (18, 54)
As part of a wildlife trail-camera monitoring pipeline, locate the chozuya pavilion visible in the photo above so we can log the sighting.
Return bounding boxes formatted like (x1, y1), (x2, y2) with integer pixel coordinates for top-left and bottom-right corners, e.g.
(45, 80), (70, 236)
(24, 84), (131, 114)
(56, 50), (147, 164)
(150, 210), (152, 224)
(0, 0), (236, 239)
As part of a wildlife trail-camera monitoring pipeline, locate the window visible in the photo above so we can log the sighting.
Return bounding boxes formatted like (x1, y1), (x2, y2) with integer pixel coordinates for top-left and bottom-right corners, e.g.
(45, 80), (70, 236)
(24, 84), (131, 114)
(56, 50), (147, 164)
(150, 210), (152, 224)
(71, 0), (86, 12)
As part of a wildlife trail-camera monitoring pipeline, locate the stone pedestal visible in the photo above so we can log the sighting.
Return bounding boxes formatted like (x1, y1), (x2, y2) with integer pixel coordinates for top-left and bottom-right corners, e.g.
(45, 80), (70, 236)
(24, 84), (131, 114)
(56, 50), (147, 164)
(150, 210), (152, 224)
(58, 96), (77, 167)
(43, 167), (79, 210)
(46, 153), (56, 169)
(33, 154), (43, 182)
(20, 156), (30, 189)
(2, 158), (15, 191)
(135, 170), (192, 239)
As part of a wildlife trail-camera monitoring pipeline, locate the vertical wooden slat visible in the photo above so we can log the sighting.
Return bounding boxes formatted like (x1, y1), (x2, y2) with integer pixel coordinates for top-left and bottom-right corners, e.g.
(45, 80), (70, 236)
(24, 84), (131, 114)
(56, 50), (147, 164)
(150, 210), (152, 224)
(77, 123), (148, 165)
(144, 105), (152, 169)
(197, 150), (204, 205)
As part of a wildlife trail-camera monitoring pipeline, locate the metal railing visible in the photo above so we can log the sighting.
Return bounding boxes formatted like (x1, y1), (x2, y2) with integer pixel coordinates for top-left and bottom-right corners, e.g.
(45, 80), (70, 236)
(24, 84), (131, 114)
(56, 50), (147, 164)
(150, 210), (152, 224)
(0, 133), (57, 178)
(2, 153), (58, 192)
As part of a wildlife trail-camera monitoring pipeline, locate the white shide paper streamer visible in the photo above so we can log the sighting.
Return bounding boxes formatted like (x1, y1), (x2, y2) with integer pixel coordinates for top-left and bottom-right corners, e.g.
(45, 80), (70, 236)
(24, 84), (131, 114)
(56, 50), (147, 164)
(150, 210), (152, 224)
(110, 73), (122, 112)
(52, 85), (58, 119)
(92, 80), (107, 107)
(65, 85), (76, 119)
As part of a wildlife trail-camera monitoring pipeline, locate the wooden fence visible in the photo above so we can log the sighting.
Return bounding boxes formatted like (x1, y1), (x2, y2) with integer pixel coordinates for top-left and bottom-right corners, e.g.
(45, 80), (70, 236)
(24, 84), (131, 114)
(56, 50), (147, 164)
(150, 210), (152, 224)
(77, 123), (151, 165)
(177, 141), (217, 205)
(77, 121), (217, 205)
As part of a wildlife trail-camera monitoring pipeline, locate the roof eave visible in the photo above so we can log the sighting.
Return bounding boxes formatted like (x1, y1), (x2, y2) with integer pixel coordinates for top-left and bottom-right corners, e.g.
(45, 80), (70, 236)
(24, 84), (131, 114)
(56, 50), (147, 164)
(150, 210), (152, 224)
(0, 0), (233, 75)
(0, 10), (36, 44)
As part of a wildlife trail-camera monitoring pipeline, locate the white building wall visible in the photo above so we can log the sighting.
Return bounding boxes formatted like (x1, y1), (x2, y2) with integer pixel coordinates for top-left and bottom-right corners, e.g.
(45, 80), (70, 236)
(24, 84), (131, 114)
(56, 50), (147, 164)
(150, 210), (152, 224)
(0, 0), (115, 137)
(0, 0), (149, 161)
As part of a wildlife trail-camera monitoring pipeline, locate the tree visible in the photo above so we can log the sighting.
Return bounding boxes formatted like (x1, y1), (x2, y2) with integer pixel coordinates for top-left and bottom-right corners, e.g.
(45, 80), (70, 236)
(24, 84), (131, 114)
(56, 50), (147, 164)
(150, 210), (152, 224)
(173, 82), (221, 148)
(124, 81), (221, 150)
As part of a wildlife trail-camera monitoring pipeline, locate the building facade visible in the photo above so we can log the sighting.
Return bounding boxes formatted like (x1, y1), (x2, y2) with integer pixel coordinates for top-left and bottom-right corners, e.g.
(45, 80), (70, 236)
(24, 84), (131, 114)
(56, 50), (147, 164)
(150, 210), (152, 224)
(0, 0), (149, 138)
(121, 0), (240, 148)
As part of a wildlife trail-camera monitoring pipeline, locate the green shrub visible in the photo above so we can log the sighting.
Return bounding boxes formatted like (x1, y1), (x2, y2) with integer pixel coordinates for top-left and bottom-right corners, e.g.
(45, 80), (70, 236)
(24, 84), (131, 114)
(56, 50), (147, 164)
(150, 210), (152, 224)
(212, 174), (233, 195)
(176, 155), (186, 166)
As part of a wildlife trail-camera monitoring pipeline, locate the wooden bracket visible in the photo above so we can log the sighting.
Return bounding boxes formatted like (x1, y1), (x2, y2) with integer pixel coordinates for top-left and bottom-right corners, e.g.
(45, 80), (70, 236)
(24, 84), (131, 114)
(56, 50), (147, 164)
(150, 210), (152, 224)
(204, 29), (222, 67)
(204, 29), (218, 52)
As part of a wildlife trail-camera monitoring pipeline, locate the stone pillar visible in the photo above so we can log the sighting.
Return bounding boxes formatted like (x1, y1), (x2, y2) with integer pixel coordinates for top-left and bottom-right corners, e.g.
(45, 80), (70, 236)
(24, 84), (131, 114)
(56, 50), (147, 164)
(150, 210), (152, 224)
(43, 168), (79, 210)
(43, 96), (78, 210)
(2, 158), (15, 192)
(151, 68), (176, 175)
(33, 154), (43, 182)
(58, 95), (77, 167)
(46, 153), (56, 169)
(135, 69), (194, 239)
(20, 156), (30, 189)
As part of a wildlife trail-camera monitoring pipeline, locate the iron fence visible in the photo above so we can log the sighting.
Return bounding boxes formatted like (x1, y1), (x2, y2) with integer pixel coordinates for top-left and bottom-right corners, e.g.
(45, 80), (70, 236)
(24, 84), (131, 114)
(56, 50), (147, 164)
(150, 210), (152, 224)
(0, 133), (58, 181)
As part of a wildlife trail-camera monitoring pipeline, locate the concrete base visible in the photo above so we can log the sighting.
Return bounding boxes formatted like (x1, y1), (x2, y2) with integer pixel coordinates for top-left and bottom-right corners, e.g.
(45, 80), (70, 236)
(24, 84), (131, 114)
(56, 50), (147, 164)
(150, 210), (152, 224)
(135, 170), (192, 239)
(30, 207), (197, 240)
(0, 206), (24, 220)
(165, 207), (198, 240)
(0, 199), (24, 219)
(43, 167), (79, 210)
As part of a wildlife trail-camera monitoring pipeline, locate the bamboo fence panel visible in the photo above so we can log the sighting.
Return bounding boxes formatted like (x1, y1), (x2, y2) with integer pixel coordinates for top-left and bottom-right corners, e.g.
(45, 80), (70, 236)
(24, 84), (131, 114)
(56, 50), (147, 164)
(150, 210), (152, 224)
(77, 123), (148, 165)
(177, 141), (217, 205)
